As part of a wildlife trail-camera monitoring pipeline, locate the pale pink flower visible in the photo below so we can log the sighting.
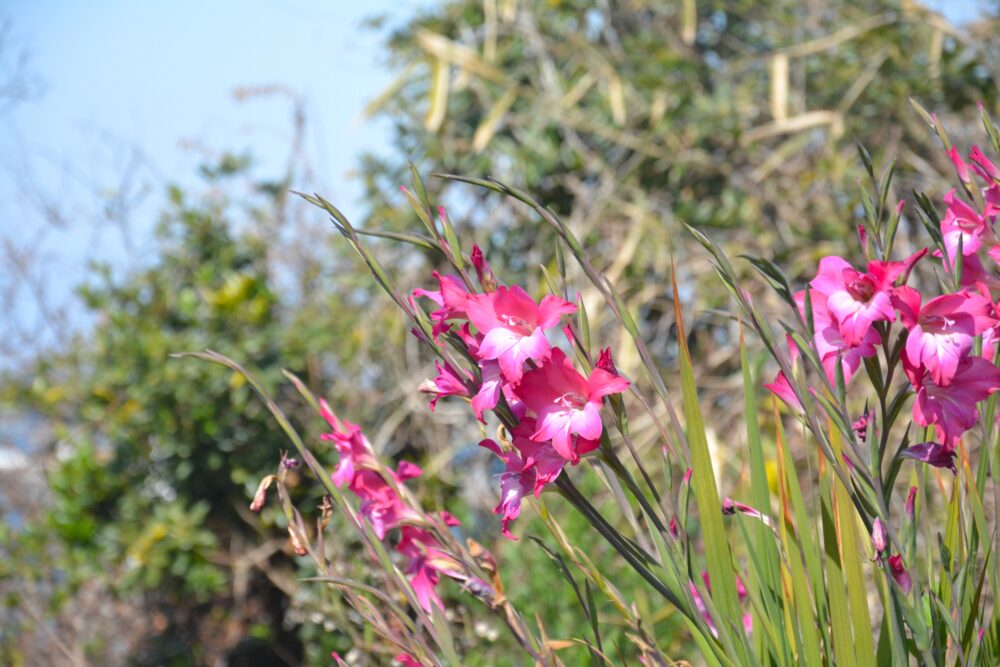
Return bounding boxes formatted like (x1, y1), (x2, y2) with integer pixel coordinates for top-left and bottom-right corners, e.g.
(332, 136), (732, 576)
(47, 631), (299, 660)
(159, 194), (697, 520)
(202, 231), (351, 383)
(464, 286), (576, 382)
(516, 348), (629, 462)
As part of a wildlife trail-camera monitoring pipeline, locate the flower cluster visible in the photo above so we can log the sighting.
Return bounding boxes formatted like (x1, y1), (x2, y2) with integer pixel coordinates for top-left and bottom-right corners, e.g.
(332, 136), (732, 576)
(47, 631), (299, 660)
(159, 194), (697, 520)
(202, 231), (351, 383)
(319, 399), (471, 611)
(768, 144), (1000, 472)
(416, 247), (630, 538)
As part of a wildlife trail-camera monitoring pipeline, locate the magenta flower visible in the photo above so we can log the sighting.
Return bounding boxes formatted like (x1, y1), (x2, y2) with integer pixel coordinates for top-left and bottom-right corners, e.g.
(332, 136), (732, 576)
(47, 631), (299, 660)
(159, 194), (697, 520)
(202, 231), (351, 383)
(320, 399), (379, 488)
(516, 348), (629, 462)
(941, 189), (988, 258)
(970, 145), (1000, 183)
(903, 353), (1000, 447)
(419, 360), (471, 410)
(888, 554), (912, 594)
(810, 257), (898, 346)
(795, 289), (880, 384)
(899, 442), (957, 475)
(894, 286), (994, 385)
(351, 470), (421, 539)
(480, 423), (566, 538)
(413, 271), (473, 339)
(464, 286), (576, 382)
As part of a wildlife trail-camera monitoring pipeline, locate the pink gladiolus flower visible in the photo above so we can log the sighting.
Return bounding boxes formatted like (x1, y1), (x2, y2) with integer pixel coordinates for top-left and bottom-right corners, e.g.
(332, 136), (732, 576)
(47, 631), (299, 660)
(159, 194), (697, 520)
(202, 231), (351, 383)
(872, 518), (887, 555)
(894, 286), (994, 385)
(795, 289), (880, 384)
(419, 360), (471, 410)
(903, 353), (1000, 447)
(413, 272), (473, 339)
(464, 286), (576, 382)
(970, 145), (1000, 183)
(899, 442), (958, 475)
(395, 655), (423, 667)
(905, 486), (917, 520)
(320, 400), (379, 488)
(722, 497), (772, 528)
(949, 146), (973, 186)
(480, 425), (566, 539)
(888, 554), (912, 594)
(810, 257), (899, 346)
(351, 470), (421, 539)
(942, 190), (988, 257)
(516, 348), (629, 462)
(852, 407), (872, 442)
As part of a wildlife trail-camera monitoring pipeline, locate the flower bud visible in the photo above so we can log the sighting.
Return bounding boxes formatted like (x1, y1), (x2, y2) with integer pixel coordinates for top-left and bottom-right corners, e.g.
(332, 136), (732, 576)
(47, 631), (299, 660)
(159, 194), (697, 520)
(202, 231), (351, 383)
(470, 244), (498, 292)
(905, 486), (917, 521)
(250, 475), (276, 512)
(888, 554), (912, 594)
(595, 347), (619, 375)
(871, 518), (886, 555)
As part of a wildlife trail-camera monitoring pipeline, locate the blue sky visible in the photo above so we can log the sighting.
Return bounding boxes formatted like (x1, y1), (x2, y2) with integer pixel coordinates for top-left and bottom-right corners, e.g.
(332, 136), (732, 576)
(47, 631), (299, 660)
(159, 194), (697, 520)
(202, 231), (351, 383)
(0, 0), (432, 360)
(0, 0), (989, 364)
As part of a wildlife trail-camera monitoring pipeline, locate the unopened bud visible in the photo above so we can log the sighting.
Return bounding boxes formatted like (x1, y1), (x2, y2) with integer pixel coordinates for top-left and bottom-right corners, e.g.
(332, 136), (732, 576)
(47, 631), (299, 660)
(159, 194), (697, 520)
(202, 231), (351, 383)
(872, 518), (886, 555)
(905, 486), (917, 521)
(288, 526), (308, 556)
(470, 244), (498, 292)
(595, 347), (619, 375)
(888, 554), (912, 594)
(250, 475), (277, 512)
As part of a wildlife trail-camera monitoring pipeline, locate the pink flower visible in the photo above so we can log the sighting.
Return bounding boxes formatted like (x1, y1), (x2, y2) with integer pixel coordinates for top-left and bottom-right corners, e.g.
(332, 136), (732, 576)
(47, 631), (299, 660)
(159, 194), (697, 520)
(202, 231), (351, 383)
(351, 470), (421, 539)
(394, 655), (423, 667)
(810, 258), (897, 346)
(949, 146), (973, 186)
(903, 353), (1000, 447)
(894, 286), (994, 385)
(413, 272), (473, 339)
(899, 442), (957, 475)
(941, 190), (988, 257)
(888, 554), (912, 594)
(320, 400), (379, 488)
(516, 348), (629, 462)
(465, 286), (576, 382)
(722, 497), (772, 528)
(419, 360), (471, 410)
(970, 145), (1000, 183)
(795, 289), (880, 384)
(480, 424), (566, 539)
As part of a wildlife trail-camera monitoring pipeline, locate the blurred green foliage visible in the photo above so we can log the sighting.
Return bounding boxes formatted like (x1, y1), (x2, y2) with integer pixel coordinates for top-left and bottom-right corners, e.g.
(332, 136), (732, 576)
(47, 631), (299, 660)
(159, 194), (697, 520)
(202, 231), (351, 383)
(3, 1), (1000, 665)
